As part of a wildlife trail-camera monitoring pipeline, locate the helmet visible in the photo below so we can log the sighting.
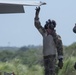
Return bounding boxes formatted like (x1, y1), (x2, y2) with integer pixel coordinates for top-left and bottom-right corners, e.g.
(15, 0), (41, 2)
(73, 24), (76, 33)
(44, 19), (56, 30)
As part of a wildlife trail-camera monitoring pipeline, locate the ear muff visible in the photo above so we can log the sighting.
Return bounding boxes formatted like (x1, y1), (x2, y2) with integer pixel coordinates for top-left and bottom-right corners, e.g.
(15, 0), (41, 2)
(52, 20), (56, 28)
(44, 21), (49, 29)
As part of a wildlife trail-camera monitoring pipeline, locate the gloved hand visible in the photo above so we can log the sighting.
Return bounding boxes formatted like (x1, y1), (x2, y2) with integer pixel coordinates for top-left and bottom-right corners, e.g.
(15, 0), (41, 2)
(74, 62), (76, 70)
(35, 7), (40, 17)
(58, 59), (63, 69)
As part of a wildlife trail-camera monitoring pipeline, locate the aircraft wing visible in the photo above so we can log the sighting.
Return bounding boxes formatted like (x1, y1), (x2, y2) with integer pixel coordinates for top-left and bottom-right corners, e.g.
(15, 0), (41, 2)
(0, 1), (46, 13)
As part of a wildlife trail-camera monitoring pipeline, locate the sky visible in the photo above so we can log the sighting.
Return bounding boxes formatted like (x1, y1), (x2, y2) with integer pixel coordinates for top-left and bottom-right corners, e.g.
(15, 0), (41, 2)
(0, 0), (76, 47)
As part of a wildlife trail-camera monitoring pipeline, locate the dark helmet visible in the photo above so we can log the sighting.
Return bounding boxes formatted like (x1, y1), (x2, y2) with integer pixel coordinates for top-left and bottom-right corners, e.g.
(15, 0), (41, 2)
(73, 24), (76, 33)
(44, 19), (56, 30)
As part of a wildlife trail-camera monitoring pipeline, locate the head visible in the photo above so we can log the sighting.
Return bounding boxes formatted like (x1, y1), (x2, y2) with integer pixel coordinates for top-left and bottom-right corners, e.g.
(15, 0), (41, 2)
(44, 19), (56, 30)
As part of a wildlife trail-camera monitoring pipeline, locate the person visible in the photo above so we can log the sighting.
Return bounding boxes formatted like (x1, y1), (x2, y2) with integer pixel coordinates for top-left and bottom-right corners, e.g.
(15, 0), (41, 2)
(34, 7), (63, 75)
(73, 24), (76, 69)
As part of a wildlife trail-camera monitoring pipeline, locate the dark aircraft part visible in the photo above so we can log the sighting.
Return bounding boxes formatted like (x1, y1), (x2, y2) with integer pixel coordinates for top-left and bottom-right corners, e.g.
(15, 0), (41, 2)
(74, 62), (76, 70)
(0, 4), (25, 13)
(73, 24), (76, 33)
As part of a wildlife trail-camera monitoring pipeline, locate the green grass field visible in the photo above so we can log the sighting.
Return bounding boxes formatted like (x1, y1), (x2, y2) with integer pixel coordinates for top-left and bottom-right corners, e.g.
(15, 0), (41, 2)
(0, 56), (76, 75)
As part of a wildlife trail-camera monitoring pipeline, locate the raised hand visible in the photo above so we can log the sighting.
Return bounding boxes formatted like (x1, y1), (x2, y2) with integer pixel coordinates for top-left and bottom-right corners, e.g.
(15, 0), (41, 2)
(35, 7), (40, 17)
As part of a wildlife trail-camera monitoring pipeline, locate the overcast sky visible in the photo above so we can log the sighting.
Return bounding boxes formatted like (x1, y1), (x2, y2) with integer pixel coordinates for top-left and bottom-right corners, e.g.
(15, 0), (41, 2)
(0, 0), (76, 47)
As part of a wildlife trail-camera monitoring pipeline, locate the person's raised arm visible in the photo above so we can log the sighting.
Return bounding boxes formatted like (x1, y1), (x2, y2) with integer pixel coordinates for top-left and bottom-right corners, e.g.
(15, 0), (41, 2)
(34, 7), (41, 29)
(34, 7), (45, 36)
(35, 7), (40, 20)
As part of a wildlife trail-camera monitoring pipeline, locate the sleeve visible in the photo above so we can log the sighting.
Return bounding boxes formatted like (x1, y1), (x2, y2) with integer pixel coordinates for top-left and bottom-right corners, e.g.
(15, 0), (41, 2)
(56, 35), (63, 60)
(52, 31), (63, 60)
(34, 17), (45, 36)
